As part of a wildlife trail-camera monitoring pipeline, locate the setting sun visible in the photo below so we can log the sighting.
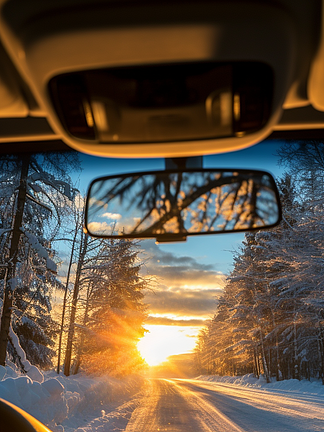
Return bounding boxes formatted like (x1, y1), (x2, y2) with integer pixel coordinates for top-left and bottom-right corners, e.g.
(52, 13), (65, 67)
(137, 324), (199, 366)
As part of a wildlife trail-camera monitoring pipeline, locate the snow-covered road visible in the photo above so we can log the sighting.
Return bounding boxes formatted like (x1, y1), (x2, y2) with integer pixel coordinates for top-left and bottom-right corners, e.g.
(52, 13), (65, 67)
(2, 365), (324, 431)
(125, 378), (324, 432)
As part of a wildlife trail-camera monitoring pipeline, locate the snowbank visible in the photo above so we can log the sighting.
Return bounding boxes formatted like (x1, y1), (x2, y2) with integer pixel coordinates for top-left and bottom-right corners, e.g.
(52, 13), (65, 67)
(0, 364), (144, 432)
(9, 327), (44, 383)
(196, 373), (324, 396)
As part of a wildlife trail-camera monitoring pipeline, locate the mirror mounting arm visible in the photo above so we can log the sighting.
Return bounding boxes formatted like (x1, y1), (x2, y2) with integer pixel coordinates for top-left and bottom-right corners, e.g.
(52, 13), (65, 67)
(155, 234), (187, 244)
(165, 156), (203, 170)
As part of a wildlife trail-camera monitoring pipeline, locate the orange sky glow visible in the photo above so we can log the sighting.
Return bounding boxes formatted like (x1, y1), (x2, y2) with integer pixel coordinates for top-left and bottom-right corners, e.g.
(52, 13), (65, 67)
(136, 239), (226, 366)
(137, 324), (201, 366)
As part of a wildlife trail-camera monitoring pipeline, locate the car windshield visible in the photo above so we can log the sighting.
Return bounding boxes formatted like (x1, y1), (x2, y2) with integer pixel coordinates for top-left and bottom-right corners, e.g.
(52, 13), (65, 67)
(0, 139), (324, 432)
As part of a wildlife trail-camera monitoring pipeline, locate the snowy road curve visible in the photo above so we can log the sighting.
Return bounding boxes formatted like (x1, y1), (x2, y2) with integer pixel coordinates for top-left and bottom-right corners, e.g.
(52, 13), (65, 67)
(125, 378), (324, 432)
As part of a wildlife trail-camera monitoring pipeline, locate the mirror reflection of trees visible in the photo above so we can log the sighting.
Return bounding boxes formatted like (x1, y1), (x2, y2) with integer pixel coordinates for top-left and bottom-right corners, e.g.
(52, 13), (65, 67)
(88, 170), (279, 237)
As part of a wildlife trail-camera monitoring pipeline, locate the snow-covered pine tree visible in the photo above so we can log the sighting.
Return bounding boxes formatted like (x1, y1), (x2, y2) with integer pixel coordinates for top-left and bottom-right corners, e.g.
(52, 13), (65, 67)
(194, 143), (324, 383)
(0, 152), (80, 368)
(194, 326), (212, 375)
(194, 167), (324, 382)
(273, 145), (324, 380)
(80, 238), (148, 376)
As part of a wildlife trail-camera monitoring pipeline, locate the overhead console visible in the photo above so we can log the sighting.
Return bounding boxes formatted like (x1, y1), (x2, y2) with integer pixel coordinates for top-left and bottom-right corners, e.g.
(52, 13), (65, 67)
(49, 62), (273, 144)
(0, 0), (320, 156)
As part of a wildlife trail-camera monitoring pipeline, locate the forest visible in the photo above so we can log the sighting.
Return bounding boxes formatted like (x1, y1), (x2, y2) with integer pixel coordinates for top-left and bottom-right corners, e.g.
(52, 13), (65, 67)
(0, 152), (149, 377)
(195, 142), (324, 384)
(2, 142), (324, 382)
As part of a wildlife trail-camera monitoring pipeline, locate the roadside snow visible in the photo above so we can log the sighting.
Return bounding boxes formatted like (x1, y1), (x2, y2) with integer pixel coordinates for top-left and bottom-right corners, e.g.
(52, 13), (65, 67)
(2, 367), (323, 432)
(9, 326), (44, 383)
(0, 363), (145, 432)
(196, 373), (324, 396)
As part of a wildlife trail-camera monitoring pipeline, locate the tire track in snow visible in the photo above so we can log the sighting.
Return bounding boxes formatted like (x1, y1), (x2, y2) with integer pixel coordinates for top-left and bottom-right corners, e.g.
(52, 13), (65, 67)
(125, 379), (246, 432)
(125, 378), (324, 432)
(183, 380), (324, 423)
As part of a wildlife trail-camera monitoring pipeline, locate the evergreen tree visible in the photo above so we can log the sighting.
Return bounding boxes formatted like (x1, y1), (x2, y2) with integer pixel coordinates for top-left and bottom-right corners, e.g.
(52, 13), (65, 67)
(0, 152), (79, 368)
(80, 238), (148, 376)
(194, 171), (321, 381)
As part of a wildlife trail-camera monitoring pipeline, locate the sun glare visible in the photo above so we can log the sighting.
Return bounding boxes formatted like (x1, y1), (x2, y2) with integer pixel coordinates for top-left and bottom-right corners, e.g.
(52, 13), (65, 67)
(137, 324), (199, 366)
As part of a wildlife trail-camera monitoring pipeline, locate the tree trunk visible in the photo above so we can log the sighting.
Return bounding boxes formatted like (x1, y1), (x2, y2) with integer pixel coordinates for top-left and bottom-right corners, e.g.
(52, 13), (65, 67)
(318, 328), (324, 385)
(63, 232), (88, 376)
(253, 345), (260, 378)
(259, 329), (271, 383)
(270, 308), (282, 381)
(0, 155), (30, 366)
(72, 280), (92, 375)
(56, 224), (79, 374)
(293, 312), (300, 380)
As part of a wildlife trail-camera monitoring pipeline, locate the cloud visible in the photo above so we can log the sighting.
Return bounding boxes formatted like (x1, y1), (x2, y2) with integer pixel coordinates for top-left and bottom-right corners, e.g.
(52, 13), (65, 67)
(145, 316), (207, 326)
(87, 221), (113, 235)
(147, 266), (225, 287)
(139, 240), (226, 322)
(100, 212), (122, 220)
(144, 286), (222, 318)
(141, 240), (226, 287)
(142, 240), (215, 271)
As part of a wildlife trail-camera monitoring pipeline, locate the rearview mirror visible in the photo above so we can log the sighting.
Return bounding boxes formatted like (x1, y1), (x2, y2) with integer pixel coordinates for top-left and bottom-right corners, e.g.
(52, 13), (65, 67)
(85, 169), (281, 241)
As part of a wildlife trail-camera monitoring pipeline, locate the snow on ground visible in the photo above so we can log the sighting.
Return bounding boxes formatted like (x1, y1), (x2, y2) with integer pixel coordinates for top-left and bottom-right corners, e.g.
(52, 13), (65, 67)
(196, 373), (324, 396)
(0, 363), (145, 432)
(1, 365), (324, 432)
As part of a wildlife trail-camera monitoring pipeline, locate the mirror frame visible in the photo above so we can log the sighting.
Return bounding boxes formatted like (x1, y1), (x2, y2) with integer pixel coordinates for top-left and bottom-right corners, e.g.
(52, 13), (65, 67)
(84, 168), (282, 241)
